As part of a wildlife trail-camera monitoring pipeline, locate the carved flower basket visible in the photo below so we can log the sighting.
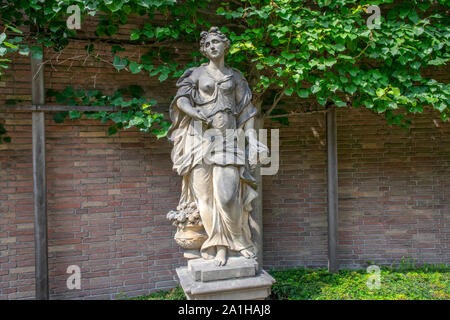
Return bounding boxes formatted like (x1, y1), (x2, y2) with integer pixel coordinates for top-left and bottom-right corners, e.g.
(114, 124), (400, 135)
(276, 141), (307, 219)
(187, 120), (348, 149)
(167, 202), (207, 250)
(174, 224), (207, 250)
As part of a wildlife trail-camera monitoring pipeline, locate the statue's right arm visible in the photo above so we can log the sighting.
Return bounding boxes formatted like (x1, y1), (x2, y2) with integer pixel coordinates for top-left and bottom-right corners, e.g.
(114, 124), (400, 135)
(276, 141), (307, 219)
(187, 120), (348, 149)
(177, 97), (207, 122)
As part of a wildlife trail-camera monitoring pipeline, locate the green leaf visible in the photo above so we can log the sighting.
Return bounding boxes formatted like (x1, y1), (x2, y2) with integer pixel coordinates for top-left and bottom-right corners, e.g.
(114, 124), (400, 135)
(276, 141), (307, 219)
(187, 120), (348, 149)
(108, 126), (118, 136)
(281, 51), (295, 60)
(6, 25), (22, 34)
(377, 104), (387, 113)
(141, 53), (153, 65)
(31, 46), (43, 59)
(399, 8), (410, 19)
(324, 59), (337, 67)
(75, 90), (85, 98)
(18, 46), (30, 56)
(284, 88), (294, 96)
(129, 61), (143, 74)
(153, 128), (168, 139)
(390, 87), (401, 97)
(298, 89), (309, 98)
(408, 11), (420, 24)
(143, 30), (155, 38)
(411, 61), (421, 70)
(111, 45), (125, 54)
(62, 86), (75, 97)
(113, 56), (127, 71)
(53, 111), (68, 123)
(55, 93), (66, 103)
(436, 102), (447, 113)
(413, 26), (424, 36)
(216, 7), (226, 15)
(317, 96), (327, 106)
(387, 101), (398, 110)
(348, 68), (358, 77)
(363, 100), (374, 109)
(106, 25), (119, 36)
(130, 30), (140, 40)
(311, 85), (321, 94)
(3, 42), (18, 49)
(428, 57), (446, 66)
(376, 88), (385, 97)
(345, 85), (357, 95)
(69, 110), (82, 120)
(158, 72), (168, 82)
(335, 43), (346, 52)
(87, 90), (99, 97)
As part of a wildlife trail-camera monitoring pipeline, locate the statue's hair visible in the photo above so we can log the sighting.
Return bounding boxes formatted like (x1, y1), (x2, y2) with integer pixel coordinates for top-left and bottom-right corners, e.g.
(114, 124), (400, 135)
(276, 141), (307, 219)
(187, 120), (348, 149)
(199, 26), (230, 57)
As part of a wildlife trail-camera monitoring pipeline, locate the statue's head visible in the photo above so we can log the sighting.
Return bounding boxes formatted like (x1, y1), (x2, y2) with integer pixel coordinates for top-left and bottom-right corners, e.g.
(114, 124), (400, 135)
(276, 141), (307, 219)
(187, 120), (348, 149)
(199, 26), (230, 60)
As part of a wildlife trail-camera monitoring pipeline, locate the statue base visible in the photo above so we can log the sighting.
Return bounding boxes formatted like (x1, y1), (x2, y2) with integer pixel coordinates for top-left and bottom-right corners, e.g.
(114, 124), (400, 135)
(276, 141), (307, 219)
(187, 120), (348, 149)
(176, 257), (275, 300)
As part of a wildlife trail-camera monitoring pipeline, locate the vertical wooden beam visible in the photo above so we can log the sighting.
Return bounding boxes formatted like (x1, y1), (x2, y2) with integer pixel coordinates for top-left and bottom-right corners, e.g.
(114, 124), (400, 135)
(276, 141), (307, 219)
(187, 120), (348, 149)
(31, 48), (49, 299)
(327, 108), (339, 273)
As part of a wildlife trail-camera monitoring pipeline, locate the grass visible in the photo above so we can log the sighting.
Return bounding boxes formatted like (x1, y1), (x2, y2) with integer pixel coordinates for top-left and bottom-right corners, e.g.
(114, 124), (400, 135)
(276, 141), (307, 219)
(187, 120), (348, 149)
(131, 262), (449, 300)
(269, 264), (449, 300)
(131, 286), (186, 300)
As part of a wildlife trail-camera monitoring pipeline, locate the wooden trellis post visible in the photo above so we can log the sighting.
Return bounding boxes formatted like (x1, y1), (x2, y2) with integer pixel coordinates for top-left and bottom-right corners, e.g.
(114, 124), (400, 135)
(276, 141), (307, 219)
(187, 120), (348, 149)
(30, 47), (49, 299)
(27, 23), (51, 300)
(327, 107), (339, 273)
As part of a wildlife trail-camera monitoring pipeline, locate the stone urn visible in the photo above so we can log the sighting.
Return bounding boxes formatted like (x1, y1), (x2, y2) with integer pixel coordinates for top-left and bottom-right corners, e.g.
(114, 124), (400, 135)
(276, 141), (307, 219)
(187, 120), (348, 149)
(174, 224), (207, 250)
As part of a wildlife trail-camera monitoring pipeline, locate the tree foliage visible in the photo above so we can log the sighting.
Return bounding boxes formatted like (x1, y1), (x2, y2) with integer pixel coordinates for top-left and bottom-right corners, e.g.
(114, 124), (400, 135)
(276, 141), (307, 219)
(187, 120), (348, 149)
(0, 0), (448, 143)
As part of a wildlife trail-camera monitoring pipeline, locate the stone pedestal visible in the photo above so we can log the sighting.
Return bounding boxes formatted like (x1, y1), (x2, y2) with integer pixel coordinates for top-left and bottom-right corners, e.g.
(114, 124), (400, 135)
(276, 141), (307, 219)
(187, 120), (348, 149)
(176, 257), (275, 300)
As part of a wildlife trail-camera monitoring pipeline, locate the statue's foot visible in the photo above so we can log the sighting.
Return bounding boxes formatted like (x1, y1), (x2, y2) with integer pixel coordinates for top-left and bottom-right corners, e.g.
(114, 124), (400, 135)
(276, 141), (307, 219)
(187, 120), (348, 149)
(214, 246), (227, 267)
(201, 247), (216, 260)
(240, 248), (256, 259)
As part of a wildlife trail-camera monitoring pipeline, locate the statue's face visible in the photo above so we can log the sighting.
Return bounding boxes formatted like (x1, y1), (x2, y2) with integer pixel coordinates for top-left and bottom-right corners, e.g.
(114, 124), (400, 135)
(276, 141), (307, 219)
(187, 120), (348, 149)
(204, 34), (225, 59)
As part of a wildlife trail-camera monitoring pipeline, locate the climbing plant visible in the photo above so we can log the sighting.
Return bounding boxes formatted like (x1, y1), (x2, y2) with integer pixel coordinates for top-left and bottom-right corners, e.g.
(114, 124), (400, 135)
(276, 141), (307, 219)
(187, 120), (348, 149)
(0, 0), (213, 142)
(218, 0), (449, 127)
(0, 0), (448, 144)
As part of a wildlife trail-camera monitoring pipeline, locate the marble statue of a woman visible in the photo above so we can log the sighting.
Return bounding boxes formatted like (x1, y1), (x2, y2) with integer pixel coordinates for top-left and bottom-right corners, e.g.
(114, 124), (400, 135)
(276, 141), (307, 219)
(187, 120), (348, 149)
(167, 27), (267, 267)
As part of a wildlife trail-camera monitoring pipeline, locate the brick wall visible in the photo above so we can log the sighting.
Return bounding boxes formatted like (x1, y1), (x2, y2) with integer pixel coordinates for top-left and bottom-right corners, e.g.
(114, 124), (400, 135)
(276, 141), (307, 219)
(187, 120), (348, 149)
(335, 108), (449, 268)
(262, 107), (449, 271)
(262, 114), (329, 269)
(0, 111), (184, 299)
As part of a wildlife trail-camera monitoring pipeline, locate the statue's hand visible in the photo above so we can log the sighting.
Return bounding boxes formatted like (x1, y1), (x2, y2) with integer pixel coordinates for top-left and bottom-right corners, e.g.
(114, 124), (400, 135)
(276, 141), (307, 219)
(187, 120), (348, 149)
(190, 109), (209, 123)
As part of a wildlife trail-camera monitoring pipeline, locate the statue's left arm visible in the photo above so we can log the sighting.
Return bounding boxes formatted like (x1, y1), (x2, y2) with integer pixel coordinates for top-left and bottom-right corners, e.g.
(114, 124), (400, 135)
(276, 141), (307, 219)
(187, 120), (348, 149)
(233, 69), (258, 129)
(233, 69), (268, 168)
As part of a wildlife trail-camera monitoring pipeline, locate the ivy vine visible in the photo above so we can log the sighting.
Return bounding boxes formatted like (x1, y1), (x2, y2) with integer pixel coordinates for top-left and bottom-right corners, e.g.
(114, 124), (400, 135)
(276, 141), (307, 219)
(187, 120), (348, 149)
(0, 0), (448, 144)
(47, 85), (170, 138)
